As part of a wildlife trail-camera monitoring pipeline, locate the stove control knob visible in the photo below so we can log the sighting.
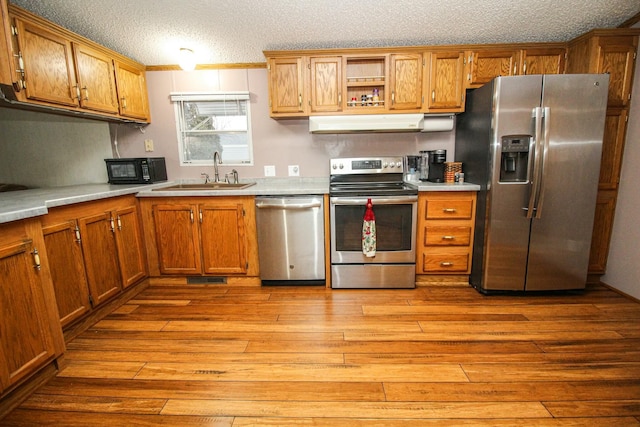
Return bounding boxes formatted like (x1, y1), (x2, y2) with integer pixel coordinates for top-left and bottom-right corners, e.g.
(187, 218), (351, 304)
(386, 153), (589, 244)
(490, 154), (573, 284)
(332, 163), (337, 170)
(382, 162), (388, 168)
(339, 163), (344, 169)
(396, 161), (402, 168)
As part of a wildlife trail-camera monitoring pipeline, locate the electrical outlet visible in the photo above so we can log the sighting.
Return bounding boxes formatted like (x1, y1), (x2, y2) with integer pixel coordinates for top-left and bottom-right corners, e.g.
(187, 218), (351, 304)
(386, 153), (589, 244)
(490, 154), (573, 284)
(288, 165), (300, 176)
(144, 139), (154, 152)
(264, 165), (276, 176)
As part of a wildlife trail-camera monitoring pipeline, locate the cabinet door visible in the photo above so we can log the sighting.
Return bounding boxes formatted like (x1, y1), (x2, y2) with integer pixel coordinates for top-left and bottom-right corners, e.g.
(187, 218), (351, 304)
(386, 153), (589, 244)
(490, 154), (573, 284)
(153, 204), (202, 275)
(13, 16), (78, 106)
(596, 36), (637, 108)
(388, 53), (422, 110)
(0, 239), (56, 391)
(267, 56), (306, 115)
(425, 51), (465, 112)
(466, 49), (520, 88)
(72, 42), (118, 114)
(114, 60), (149, 121)
(113, 205), (147, 288)
(42, 221), (90, 328)
(520, 48), (566, 75)
(0, 0), (14, 87)
(599, 108), (628, 190)
(200, 202), (248, 274)
(588, 190), (617, 274)
(309, 56), (342, 112)
(77, 212), (122, 307)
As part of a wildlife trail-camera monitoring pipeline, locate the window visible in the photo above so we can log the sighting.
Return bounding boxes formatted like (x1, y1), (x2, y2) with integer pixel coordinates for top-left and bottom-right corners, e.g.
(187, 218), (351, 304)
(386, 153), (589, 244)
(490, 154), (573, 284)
(171, 92), (252, 165)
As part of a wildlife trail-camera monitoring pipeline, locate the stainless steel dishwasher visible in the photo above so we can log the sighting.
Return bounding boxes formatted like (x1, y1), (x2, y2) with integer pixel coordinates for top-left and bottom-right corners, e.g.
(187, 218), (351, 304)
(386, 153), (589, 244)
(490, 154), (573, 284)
(255, 196), (325, 285)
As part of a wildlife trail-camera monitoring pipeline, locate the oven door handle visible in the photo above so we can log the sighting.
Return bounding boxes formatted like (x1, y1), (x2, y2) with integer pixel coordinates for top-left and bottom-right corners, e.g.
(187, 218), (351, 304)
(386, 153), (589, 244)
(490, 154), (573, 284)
(330, 196), (417, 205)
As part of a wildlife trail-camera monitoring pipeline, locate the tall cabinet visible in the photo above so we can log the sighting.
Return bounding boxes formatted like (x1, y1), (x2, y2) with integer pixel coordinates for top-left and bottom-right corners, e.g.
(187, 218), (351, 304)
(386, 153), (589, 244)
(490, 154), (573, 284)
(566, 29), (640, 279)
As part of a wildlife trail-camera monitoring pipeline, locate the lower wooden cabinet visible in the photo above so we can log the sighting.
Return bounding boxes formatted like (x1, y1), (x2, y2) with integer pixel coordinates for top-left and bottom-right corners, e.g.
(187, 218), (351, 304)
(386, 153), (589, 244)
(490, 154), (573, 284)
(0, 218), (65, 395)
(41, 196), (147, 328)
(139, 196), (259, 278)
(416, 192), (477, 275)
(588, 189), (617, 275)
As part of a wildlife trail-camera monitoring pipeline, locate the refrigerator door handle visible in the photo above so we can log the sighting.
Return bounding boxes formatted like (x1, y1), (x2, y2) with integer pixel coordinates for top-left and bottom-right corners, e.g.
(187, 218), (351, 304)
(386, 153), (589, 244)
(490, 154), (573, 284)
(527, 107), (544, 219)
(534, 107), (551, 219)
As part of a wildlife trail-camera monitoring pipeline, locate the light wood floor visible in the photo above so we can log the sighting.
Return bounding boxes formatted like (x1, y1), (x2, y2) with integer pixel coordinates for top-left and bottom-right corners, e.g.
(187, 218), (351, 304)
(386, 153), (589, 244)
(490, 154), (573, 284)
(3, 282), (640, 426)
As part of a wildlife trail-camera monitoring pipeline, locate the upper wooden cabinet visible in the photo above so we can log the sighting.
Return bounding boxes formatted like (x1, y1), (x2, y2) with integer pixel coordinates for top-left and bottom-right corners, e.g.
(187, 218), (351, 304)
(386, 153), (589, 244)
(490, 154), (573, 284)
(567, 30), (638, 108)
(114, 60), (149, 120)
(5, 3), (150, 123)
(465, 48), (520, 88)
(309, 56), (342, 113)
(519, 47), (566, 76)
(0, 0), (13, 86)
(267, 56), (307, 117)
(388, 53), (423, 110)
(424, 50), (465, 113)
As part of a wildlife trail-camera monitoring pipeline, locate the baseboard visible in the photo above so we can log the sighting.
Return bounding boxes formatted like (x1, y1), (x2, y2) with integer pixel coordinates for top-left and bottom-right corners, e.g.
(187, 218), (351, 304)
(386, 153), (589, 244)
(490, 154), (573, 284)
(415, 274), (470, 287)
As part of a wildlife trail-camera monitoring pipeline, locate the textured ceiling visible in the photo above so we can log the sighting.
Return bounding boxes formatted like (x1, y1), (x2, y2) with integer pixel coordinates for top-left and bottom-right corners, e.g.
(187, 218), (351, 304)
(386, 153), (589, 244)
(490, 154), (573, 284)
(9, 0), (640, 66)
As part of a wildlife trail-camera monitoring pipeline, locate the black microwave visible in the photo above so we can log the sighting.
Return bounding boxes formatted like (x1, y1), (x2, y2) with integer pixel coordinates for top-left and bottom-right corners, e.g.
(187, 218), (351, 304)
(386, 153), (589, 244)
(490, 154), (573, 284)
(105, 157), (168, 184)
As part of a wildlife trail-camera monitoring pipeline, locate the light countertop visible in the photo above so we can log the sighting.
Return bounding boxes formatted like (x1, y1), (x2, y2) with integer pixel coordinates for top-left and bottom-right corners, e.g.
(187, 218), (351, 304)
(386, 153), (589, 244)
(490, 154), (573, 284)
(0, 178), (480, 224)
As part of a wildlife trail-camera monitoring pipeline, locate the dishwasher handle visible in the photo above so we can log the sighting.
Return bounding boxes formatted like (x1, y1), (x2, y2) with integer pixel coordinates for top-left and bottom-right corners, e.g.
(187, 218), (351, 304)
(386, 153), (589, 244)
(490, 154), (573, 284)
(256, 201), (322, 210)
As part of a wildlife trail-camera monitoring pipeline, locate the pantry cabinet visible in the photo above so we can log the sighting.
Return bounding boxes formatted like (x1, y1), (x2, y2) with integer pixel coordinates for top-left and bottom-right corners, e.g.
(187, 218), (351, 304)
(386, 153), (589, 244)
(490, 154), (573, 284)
(0, 218), (64, 395)
(41, 196), (147, 328)
(423, 50), (465, 112)
(140, 196), (259, 279)
(6, 3), (150, 123)
(566, 29), (639, 277)
(416, 192), (476, 276)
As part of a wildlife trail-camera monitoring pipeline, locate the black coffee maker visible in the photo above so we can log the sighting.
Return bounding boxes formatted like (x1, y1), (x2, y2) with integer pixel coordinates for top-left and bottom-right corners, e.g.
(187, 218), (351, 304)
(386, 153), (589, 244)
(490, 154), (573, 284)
(427, 149), (446, 182)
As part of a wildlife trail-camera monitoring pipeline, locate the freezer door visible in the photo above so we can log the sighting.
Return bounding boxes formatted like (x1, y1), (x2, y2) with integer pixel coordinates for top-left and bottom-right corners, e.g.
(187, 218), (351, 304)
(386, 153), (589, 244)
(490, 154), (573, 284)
(482, 75), (542, 291)
(525, 74), (608, 291)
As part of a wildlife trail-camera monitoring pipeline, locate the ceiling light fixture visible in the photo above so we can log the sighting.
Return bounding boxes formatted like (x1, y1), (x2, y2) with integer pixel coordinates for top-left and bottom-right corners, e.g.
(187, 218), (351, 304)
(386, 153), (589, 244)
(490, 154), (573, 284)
(178, 48), (196, 71)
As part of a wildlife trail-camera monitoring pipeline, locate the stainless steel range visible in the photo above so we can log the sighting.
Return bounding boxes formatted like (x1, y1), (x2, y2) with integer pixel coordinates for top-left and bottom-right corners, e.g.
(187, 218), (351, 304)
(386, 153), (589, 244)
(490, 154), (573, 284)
(329, 156), (418, 289)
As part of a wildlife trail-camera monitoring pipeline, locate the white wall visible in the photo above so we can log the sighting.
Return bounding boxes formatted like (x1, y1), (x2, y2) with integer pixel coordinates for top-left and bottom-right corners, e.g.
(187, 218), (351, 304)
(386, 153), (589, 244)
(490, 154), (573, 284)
(602, 37), (640, 300)
(0, 107), (112, 187)
(113, 68), (455, 180)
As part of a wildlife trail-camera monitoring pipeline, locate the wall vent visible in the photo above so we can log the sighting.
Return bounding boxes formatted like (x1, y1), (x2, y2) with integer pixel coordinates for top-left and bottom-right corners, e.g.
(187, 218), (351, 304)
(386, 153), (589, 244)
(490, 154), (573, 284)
(186, 276), (227, 284)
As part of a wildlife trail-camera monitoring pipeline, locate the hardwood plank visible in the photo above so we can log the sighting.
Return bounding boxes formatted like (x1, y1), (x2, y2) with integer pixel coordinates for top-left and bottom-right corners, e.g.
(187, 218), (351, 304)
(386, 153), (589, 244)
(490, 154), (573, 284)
(58, 361), (145, 379)
(127, 299), (193, 306)
(134, 362), (469, 382)
(2, 410), (233, 426)
(18, 393), (166, 414)
(65, 338), (249, 353)
(462, 362), (640, 382)
(344, 330), (624, 341)
(543, 400), (640, 417)
(160, 399), (552, 419)
(36, 377), (385, 401)
(162, 319), (423, 333)
(79, 329), (346, 342)
(362, 303), (605, 318)
(383, 380), (640, 402)
(231, 417), (640, 427)
(91, 320), (170, 331)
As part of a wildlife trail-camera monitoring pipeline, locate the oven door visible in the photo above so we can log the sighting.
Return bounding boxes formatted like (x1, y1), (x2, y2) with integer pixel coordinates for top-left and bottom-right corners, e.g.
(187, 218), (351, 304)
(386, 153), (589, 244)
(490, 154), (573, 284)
(330, 195), (417, 264)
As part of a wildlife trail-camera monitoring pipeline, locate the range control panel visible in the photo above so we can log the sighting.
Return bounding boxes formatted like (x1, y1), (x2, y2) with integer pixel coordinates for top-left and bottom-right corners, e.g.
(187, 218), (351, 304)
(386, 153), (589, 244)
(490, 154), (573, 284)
(330, 157), (404, 175)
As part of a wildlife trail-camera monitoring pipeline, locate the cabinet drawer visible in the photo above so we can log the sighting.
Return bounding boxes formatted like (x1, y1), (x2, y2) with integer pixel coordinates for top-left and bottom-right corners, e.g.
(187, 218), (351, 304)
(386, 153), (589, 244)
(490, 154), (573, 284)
(424, 225), (471, 246)
(421, 251), (470, 273)
(425, 199), (474, 219)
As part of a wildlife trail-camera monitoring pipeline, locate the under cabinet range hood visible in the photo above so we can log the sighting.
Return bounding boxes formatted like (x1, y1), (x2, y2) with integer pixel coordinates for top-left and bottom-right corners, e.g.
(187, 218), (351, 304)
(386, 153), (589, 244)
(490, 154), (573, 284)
(309, 114), (424, 133)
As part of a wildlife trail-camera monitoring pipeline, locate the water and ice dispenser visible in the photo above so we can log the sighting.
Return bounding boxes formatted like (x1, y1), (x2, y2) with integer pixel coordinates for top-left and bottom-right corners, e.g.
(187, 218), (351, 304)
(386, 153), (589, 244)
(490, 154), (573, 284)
(499, 135), (530, 182)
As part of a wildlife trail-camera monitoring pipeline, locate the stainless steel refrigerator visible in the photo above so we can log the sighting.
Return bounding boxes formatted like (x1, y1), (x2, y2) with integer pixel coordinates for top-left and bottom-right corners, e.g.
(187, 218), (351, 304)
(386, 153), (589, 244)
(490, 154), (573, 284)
(455, 74), (609, 293)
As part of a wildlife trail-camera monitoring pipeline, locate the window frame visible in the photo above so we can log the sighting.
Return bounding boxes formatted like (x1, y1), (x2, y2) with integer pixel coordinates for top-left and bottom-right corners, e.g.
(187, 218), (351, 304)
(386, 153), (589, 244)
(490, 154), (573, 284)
(171, 91), (253, 166)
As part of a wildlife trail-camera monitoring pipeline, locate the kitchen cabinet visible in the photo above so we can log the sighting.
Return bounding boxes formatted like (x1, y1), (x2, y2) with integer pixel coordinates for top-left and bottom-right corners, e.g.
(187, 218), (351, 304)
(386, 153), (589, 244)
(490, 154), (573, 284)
(519, 47), (566, 75)
(423, 50), (465, 112)
(0, 0), (15, 87)
(309, 55), (342, 113)
(267, 56), (307, 117)
(566, 29), (640, 278)
(6, 3), (149, 123)
(388, 53), (422, 110)
(464, 48), (520, 88)
(41, 196), (147, 328)
(344, 55), (386, 112)
(416, 192), (476, 275)
(114, 60), (150, 121)
(140, 196), (259, 279)
(0, 218), (65, 395)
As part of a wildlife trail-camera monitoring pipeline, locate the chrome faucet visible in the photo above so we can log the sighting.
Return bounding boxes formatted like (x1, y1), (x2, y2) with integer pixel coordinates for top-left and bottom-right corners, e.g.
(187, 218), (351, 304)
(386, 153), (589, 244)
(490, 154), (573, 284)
(213, 151), (222, 183)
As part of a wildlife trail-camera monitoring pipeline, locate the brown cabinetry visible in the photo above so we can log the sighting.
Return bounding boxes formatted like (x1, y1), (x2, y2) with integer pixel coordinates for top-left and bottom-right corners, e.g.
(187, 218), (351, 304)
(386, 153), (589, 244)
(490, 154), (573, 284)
(416, 192), (476, 275)
(41, 197), (147, 328)
(140, 196), (258, 279)
(0, 0), (13, 86)
(423, 50), (465, 112)
(388, 53), (422, 110)
(566, 29), (639, 277)
(519, 47), (566, 76)
(0, 218), (64, 395)
(267, 56), (307, 117)
(309, 56), (342, 113)
(5, 3), (149, 123)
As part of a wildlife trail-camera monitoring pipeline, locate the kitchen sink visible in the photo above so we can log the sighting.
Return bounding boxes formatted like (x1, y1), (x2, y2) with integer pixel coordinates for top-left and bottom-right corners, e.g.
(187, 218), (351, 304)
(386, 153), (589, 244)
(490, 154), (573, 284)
(153, 182), (256, 191)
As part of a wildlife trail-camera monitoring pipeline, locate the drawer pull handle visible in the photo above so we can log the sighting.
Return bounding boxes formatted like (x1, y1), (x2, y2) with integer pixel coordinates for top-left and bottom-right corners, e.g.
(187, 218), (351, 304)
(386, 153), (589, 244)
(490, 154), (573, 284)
(440, 262), (453, 267)
(443, 208), (457, 213)
(442, 236), (455, 240)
